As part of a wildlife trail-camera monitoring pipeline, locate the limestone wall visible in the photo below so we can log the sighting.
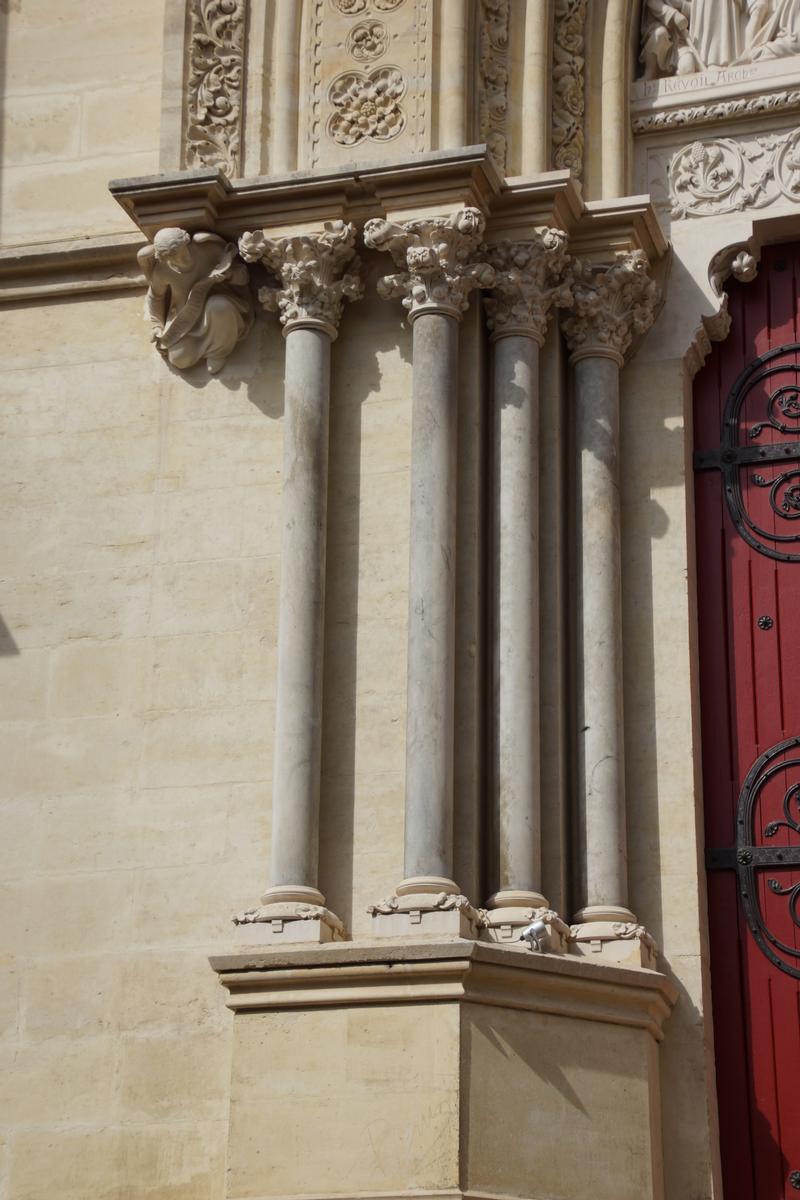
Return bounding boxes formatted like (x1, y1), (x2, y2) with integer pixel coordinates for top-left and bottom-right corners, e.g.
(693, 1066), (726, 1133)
(0, 258), (419, 1194)
(0, 0), (163, 246)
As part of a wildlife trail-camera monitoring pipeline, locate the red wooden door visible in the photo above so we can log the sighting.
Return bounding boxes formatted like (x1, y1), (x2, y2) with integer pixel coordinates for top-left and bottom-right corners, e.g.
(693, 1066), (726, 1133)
(695, 243), (800, 1199)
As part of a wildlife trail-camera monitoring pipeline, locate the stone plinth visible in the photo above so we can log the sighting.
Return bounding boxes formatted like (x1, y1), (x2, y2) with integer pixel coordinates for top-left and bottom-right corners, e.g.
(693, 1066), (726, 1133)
(211, 940), (677, 1200)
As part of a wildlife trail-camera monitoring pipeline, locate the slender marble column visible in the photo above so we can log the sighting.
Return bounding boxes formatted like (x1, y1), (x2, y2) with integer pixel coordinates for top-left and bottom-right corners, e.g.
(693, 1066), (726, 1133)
(561, 251), (660, 966)
(481, 234), (572, 948)
(233, 221), (362, 943)
(364, 209), (494, 936)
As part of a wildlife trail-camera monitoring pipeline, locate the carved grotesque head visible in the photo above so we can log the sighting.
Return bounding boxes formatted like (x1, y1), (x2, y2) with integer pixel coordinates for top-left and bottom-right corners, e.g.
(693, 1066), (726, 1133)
(153, 227), (193, 272)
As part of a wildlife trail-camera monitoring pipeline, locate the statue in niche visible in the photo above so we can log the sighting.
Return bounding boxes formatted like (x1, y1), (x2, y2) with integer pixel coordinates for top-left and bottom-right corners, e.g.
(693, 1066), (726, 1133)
(640, 0), (800, 79)
(139, 228), (253, 373)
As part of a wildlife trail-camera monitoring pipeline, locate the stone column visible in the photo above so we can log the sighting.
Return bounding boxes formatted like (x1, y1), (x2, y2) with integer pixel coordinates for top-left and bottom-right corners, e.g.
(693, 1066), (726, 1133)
(233, 221), (363, 944)
(363, 208), (494, 937)
(480, 232), (572, 952)
(561, 251), (660, 967)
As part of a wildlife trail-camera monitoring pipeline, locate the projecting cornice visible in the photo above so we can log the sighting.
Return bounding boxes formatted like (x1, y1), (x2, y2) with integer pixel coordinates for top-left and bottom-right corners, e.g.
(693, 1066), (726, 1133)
(0, 151), (669, 307)
(109, 148), (669, 274)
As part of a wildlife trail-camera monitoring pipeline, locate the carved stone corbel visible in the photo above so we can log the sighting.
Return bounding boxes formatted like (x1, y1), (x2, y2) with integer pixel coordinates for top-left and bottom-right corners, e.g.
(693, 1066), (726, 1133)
(138, 227), (254, 373)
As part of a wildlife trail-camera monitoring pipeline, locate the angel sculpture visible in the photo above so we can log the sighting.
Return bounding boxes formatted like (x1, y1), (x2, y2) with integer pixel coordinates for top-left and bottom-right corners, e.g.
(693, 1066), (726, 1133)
(138, 228), (253, 373)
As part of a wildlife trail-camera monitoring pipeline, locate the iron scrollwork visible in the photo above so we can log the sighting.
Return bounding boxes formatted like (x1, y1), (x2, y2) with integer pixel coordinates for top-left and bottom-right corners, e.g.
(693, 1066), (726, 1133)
(694, 342), (800, 562)
(706, 736), (800, 980)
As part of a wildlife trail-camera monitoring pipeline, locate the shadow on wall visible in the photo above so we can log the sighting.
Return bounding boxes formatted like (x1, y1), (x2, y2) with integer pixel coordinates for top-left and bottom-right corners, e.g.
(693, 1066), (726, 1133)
(318, 249), (413, 934)
(620, 260), (725, 1200)
(159, 268), (286, 421)
(0, 615), (19, 656)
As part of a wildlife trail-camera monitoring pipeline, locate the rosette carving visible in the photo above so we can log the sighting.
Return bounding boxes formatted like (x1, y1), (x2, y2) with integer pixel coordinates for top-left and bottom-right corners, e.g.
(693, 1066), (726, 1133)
(346, 20), (389, 61)
(238, 221), (363, 338)
(327, 66), (406, 145)
(363, 208), (495, 320)
(485, 229), (573, 344)
(185, 0), (246, 178)
(561, 251), (660, 362)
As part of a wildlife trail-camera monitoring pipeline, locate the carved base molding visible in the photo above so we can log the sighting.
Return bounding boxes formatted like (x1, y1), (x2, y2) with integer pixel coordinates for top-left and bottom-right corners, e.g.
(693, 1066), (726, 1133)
(569, 921), (659, 970)
(480, 905), (571, 953)
(232, 902), (345, 945)
(211, 940), (676, 1200)
(367, 883), (482, 939)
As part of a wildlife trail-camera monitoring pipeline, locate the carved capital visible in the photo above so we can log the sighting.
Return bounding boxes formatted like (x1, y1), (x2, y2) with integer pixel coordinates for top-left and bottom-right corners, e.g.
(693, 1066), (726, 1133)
(363, 207), (495, 321)
(561, 250), (660, 365)
(138, 227), (254, 374)
(238, 220), (363, 338)
(485, 229), (572, 344)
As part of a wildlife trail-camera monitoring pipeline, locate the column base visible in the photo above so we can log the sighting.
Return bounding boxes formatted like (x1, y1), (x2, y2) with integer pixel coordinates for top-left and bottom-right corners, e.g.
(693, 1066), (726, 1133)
(210, 939), (678, 1200)
(232, 900), (345, 945)
(569, 919), (658, 969)
(480, 899), (570, 953)
(368, 876), (481, 938)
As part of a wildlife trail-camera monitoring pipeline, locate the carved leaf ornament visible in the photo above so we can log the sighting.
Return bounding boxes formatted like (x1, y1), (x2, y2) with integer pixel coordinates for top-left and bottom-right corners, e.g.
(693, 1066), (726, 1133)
(186, 0), (245, 178)
(670, 128), (800, 218)
(328, 66), (407, 144)
(552, 0), (587, 177)
(331, 0), (405, 12)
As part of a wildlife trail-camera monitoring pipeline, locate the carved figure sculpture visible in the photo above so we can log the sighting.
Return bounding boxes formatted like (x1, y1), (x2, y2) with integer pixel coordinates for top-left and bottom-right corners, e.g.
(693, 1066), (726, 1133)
(641, 0), (800, 78)
(740, 0), (800, 60)
(691, 0), (748, 68)
(640, 0), (697, 80)
(138, 228), (253, 373)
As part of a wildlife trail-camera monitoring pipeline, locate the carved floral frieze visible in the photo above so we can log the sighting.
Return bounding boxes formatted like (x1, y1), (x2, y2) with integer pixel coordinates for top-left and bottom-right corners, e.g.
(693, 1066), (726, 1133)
(633, 87), (800, 134)
(331, 0), (405, 12)
(669, 127), (800, 217)
(185, 0), (246, 178)
(328, 66), (407, 144)
(479, 0), (509, 172)
(552, 0), (588, 178)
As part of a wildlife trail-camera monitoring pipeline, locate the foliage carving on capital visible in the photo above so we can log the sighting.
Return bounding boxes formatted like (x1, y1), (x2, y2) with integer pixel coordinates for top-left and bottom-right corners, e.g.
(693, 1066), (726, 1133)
(138, 228), (254, 374)
(561, 251), (661, 361)
(363, 208), (495, 319)
(238, 220), (363, 336)
(485, 229), (573, 343)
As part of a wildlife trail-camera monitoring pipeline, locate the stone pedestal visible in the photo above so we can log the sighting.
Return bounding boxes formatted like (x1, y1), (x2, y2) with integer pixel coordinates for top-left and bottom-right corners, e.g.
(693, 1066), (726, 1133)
(211, 940), (676, 1200)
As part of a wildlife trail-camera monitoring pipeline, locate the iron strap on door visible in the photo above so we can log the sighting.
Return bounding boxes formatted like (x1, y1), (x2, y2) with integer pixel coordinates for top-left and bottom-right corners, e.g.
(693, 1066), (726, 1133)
(694, 341), (800, 562)
(706, 736), (800, 980)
